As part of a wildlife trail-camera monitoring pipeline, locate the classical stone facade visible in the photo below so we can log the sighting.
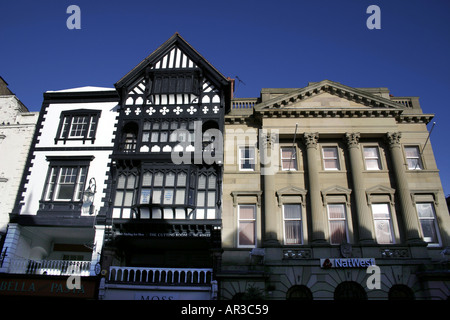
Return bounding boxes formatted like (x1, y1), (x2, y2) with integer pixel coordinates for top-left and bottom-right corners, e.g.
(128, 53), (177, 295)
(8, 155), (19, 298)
(220, 81), (450, 300)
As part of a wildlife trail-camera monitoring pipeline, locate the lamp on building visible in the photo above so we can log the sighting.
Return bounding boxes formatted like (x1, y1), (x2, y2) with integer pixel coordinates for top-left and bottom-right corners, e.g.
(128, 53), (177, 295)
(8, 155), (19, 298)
(82, 178), (96, 215)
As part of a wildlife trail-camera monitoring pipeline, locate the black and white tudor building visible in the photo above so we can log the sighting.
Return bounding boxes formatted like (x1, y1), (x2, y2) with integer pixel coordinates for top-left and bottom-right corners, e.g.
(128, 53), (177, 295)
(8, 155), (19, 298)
(0, 34), (232, 299)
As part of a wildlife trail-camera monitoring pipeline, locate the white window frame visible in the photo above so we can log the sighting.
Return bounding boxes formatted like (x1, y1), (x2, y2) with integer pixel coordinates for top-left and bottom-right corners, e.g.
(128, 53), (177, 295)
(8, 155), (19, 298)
(405, 146), (423, 170)
(322, 146), (340, 171)
(239, 146), (256, 171)
(44, 166), (87, 202)
(327, 203), (349, 245)
(371, 203), (395, 244)
(282, 204), (302, 245)
(237, 204), (257, 248)
(363, 146), (382, 170)
(281, 147), (298, 171)
(416, 202), (441, 246)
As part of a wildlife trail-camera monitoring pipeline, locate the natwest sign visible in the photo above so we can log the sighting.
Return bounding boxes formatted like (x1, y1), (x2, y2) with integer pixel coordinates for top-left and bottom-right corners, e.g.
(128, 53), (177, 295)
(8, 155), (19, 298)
(321, 258), (375, 269)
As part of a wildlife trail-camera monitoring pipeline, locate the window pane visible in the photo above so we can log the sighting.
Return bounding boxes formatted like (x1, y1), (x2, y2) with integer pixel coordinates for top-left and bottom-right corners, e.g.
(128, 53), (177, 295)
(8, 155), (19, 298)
(142, 172), (152, 186)
(419, 220), (438, 243)
(324, 159), (339, 170)
(208, 175), (216, 189)
(154, 172), (164, 186)
(374, 219), (393, 244)
(365, 159), (381, 170)
(328, 204), (345, 219)
(57, 185), (75, 200)
(330, 221), (346, 244)
(239, 221), (255, 246)
(175, 189), (185, 204)
(405, 146), (419, 158)
(364, 147), (378, 158)
(198, 175), (206, 189)
(323, 147), (338, 158)
(282, 148), (294, 159)
(285, 220), (301, 245)
(117, 175), (126, 189)
(113, 191), (123, 206)
(372, 203), (390, 219)
(126, 175), (136, 189)
(123, 191), (134, 206)
(240, 205), (255, 219)
(152, 189), (162, 204)
(140, 189), (151, 204)
(417, 203), (434, 218)
(177, 172), (187, 186)
(207, 191), (216, 207)
(164, 189), (174, 204)
(284, 204), (301, 219)
(151, 132), (159, 142)
(143, 122), (151, 130)
(197, 191), (205, 206)
(165, 172), (175, 186)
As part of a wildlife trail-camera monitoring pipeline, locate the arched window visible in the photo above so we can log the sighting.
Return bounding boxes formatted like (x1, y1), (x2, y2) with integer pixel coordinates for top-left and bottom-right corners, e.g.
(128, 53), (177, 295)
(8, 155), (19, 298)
(334, 281), (367, 300)
(388, 284), (415, 300)
(120, 122), (138, 152)
(286, 285), (313, 300)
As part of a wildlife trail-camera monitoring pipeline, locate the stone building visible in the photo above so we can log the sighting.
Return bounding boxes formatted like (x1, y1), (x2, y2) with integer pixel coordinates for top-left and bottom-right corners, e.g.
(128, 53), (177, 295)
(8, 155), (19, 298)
(220, 81), (450, 300)
(0, 77), (38, 241)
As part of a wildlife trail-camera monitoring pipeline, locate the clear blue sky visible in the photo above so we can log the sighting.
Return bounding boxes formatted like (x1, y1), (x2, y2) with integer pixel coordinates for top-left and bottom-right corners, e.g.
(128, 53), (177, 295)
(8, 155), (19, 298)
(1, 0), (449, 195)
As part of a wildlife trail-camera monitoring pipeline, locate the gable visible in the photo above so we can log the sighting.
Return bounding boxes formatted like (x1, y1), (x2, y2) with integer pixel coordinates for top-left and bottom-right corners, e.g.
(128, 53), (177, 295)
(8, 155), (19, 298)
(255, 80), (404, 112)
(115, 33), (231, 109)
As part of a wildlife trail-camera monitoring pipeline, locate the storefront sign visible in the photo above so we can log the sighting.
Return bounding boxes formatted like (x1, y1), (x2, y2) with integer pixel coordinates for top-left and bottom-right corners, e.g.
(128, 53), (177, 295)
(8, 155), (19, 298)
(0, 275), (98, 298)
(321, 258), (375, 269)
(135, 292), (179, 300)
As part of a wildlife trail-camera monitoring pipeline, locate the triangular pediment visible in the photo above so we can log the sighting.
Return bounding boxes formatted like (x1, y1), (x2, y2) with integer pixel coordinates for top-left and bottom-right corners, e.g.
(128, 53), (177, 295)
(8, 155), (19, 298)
(254, 80), (404, 112)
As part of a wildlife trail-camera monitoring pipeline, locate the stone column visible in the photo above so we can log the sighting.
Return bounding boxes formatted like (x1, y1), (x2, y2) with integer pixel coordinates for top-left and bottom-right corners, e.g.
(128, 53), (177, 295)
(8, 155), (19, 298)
(303, 132), (326, 243)
(386, 132), (423, 243)
(261, 131), (279, 246)
(344, 132), (375, 243)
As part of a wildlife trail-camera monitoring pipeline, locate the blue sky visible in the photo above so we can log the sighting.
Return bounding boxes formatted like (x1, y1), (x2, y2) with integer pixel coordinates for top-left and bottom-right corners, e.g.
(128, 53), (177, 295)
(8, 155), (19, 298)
(1, 0), (449, 195)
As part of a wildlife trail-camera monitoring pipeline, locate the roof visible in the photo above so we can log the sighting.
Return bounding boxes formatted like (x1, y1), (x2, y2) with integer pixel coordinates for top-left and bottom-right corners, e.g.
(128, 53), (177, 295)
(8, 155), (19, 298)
(115, 33), (230, 90)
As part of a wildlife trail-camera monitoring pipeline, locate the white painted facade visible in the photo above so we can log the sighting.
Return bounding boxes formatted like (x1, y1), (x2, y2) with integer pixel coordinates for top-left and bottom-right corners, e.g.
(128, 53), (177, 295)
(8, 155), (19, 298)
(0, 92), (38, 236)
(1, 86), (119, 277)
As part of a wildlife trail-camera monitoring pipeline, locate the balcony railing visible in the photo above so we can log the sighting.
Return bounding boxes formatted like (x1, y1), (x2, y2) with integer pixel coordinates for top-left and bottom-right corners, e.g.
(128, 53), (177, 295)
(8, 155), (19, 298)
(108, 266), (213, 285)
(7, 259), (91, 276)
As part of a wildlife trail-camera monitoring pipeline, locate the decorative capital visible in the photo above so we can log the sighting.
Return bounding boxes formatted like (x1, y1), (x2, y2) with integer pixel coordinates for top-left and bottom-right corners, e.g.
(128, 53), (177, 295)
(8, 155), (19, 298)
(386, 132), (402, 148)
(260, 130), (278, 150)
(303, 132), (319, 149)
(344, 132), (360, 149)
